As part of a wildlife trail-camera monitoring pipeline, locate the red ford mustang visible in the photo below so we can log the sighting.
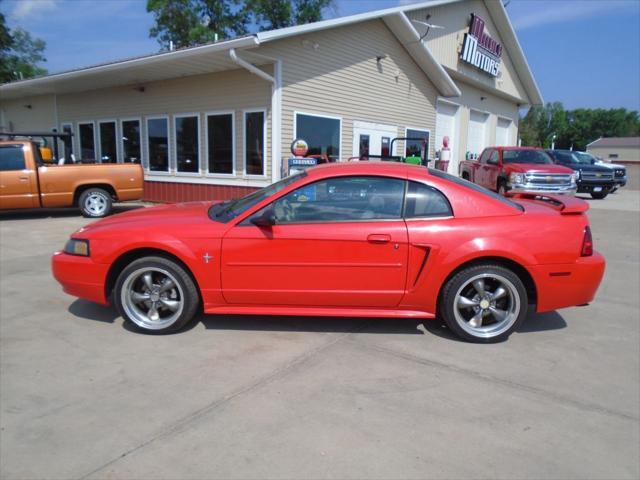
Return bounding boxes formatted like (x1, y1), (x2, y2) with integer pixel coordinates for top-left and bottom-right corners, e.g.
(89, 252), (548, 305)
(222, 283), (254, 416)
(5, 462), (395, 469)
(52, 162), (605, 343)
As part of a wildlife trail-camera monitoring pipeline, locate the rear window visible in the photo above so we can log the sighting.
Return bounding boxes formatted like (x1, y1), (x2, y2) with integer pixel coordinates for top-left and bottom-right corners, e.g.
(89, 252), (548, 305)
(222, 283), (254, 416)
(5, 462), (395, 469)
(0, 145), (26, 171)
(428, 168), (524, 212)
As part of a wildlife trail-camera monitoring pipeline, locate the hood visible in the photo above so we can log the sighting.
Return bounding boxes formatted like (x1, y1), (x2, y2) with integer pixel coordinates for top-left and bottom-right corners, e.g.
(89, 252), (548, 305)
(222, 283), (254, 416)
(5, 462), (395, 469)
(504, 163), (574, 174)
(76, 201), (215, 235)
(574, 163), (618, 173)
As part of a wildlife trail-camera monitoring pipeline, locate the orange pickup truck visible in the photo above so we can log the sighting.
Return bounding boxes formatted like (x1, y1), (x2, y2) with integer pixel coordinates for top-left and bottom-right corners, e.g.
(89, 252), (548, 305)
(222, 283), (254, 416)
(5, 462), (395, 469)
(0, 140), (144, 217)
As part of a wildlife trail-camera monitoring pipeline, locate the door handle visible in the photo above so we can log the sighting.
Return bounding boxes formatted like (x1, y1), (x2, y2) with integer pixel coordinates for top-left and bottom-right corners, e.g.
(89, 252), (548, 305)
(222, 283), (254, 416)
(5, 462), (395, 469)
(19, 176), (29, 181)
(367, 234), (391, 244)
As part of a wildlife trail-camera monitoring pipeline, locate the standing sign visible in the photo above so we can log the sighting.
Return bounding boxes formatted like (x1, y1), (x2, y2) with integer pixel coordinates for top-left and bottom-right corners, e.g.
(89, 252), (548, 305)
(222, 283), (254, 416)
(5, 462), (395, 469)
(460, 14), (502, 77)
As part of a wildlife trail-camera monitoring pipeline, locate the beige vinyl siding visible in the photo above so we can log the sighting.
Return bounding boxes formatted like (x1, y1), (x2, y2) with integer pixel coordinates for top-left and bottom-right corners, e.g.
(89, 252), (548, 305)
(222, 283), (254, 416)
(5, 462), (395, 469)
(57, 68), (271, 180)
(440, 80), (519, 166)
(0, 94), (57, 132)
(587, 146), (640, 163)
(408, 0), (529, 104)
(260, 19), (439, 161)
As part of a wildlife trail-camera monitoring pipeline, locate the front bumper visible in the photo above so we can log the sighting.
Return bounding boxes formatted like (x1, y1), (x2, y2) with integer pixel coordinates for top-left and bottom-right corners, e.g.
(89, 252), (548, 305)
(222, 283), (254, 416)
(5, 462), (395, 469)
(51, 252), (110, 305)
(507, 183), (577, 196)
(576, 181), (615, 194)
(530, 252), (606, 313)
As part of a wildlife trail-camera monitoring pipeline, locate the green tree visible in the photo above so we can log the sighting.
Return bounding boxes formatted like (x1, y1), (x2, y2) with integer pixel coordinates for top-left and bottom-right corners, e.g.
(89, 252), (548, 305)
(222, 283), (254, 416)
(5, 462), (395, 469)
(246, 0), (333, 30)
(519, 102), (567, 148)
(0, 6), (47, 83)
(147, 0), (248, 49)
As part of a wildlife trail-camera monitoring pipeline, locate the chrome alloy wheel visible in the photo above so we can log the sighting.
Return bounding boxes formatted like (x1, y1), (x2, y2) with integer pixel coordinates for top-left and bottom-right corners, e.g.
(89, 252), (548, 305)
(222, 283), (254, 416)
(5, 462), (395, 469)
(84, 193), (108, 216)
(453, 273), (521, 339)
(120, 267), (184, 330)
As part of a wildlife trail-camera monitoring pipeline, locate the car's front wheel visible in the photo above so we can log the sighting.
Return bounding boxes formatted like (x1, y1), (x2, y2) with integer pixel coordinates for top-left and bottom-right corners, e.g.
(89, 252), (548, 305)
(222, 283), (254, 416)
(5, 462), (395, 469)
(114, 256), (199, 334)
(590, 191), (608, 199)
(438, 264), (528, 343)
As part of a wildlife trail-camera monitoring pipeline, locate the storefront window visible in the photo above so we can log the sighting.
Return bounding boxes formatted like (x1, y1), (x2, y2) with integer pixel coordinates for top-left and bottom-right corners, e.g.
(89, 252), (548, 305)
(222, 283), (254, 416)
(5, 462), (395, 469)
(121, 120), (141, 164)
(245, 111), (264, 176)
(99, 121), (117, 163)
(207, 113), (233, 174)
(78, 122), (95, 161)
(358, 134), (370, 157)
(60, 123), (74, 161)
(175, 115), (199, 173)
(405, 128), (429, 158)
(147, 117), (169, 172)
(295, 113), (340, 161)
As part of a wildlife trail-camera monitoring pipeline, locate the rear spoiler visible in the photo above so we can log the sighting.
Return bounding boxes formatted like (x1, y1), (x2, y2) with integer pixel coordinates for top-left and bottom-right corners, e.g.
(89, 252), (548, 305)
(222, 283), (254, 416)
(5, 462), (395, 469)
(511, 193), (589, 215)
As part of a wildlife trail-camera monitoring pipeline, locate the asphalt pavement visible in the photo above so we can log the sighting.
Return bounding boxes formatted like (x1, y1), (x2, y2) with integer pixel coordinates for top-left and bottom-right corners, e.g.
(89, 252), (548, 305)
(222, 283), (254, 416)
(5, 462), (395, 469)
(1, 180), (638, 479)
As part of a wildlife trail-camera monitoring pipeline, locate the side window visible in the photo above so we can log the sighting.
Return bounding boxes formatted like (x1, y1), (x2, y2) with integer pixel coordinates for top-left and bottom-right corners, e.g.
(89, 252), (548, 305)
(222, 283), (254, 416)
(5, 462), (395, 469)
(0, 145), (26, 171)
(489, 150), (500, 164)
(261, 176), (405, 224)
(478, 149), (491, 163)
(404, 182), (452, 218)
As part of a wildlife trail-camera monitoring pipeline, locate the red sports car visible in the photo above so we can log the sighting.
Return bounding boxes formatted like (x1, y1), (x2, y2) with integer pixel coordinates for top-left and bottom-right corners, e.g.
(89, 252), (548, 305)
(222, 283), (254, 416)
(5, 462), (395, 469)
(52, 162), (605, 343)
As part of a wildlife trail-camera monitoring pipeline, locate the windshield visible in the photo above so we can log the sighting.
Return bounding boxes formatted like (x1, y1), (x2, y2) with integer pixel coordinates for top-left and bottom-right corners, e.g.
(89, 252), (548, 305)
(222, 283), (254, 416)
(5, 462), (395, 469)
(502, 150), (553, 165)
(209, 172), (307, 223)
(428, 168), (524, 212)
(573, 152), (597, 165)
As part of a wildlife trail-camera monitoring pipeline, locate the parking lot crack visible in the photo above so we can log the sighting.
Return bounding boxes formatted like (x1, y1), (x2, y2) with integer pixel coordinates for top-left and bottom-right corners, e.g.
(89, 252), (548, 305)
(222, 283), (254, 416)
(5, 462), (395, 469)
(355, 341), (640, 423)
(77, 322), (367, 480)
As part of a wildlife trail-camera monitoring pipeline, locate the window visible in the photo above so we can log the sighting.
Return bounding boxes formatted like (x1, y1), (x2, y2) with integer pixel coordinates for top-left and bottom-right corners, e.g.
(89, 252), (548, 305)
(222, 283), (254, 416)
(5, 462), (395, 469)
(295, 113), (341, 160)
(381, 137), (391, 157)
(99, 121), (118, 163)
(488, 150), (500, 164)
(503, 150), (552, 165)
(404, 181), (452, 218)
(609, 154), (619, 159)
(207, 113), (234, 174)
(60, 123), (74, 161)
(78, 122), (95, 161)
(0, 145), (25, 171)
(121, 119), (141, 163)
(175, 115), (199, 173)
(264, 176), (405, 224)
(147, 117), (169, 172)
(358, 134), (370, 157)
(405, 128), (429, 158)
(245, 110), (265, 175)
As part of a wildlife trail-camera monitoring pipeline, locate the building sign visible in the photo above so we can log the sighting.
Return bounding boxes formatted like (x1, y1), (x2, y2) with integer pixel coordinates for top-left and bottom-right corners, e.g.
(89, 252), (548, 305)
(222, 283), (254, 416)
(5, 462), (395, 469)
(290, 138), (309, 157)
(460, 14), (502, 77)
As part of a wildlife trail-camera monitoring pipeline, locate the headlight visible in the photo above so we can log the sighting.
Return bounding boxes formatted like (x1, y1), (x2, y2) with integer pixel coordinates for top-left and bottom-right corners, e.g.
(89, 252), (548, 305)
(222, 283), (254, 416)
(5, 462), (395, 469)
(64, 238), (90, 256)
(570, 172), (578, 184)
(509, 172), (525, 185)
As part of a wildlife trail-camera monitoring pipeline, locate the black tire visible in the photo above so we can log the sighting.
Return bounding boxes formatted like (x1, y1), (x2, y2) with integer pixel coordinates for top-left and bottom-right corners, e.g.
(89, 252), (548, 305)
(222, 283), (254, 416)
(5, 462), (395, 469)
(590, 191), (608, 200)
(114, 256), (200, 334)
(438, 264), (528, 343)
(497, 181), (507, 196)
(79, 187), (113, 217)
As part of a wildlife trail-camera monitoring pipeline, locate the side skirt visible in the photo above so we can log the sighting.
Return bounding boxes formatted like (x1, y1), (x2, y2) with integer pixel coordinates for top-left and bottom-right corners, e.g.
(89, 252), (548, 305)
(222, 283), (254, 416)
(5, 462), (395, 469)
(203, 305), (436, 319)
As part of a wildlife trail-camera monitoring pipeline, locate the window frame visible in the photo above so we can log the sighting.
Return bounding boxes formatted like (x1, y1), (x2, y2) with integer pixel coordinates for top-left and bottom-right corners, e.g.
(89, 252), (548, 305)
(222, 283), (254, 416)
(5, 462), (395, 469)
(205, 110), (236, 177)
(97, 119), (119, 164)
(173, 112), (202, 176)
(243, 108), (268, 179)
(120, 117), (142, 165)
(77, 120), (96, 161)
(293, 111), (343, 162)
(59, 122), (74, 161)
(145, 115), (171, 175)
(404, 126), (430, 159)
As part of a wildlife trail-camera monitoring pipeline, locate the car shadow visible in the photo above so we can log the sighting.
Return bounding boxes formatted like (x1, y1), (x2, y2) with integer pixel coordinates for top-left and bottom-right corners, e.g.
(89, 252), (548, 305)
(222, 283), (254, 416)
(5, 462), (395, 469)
(0, 203), (145, 221)
(68, 300), (568, 341)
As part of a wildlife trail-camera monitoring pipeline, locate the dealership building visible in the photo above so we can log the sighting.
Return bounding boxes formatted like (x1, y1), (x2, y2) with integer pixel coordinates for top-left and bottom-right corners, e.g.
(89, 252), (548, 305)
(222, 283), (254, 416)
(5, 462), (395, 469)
(0, 0), (542, 202)
(587, 137), (640, 163)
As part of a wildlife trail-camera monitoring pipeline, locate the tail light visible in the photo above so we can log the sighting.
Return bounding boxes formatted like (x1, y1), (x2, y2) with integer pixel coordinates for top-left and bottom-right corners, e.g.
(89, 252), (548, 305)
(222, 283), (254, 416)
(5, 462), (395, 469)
(581, 226), (593, 257)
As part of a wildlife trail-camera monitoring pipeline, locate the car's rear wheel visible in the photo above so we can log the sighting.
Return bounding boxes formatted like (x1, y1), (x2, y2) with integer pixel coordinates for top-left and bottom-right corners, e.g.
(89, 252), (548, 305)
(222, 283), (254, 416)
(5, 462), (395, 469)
(79, 188), (112, 217)
(590, 191), (608, 199)
(114, 256), (199, 334)
(439, 264), (528, 343)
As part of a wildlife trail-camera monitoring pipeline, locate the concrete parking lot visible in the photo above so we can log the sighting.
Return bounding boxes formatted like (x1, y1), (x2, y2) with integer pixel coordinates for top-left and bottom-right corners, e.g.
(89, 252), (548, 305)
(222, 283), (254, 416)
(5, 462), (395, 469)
(1, 176), (639, 479)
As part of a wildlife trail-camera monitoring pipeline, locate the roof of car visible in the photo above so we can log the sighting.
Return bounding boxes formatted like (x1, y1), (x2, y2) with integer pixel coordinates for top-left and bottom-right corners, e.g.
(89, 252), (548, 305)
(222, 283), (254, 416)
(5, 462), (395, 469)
(308, 160), (428, 178)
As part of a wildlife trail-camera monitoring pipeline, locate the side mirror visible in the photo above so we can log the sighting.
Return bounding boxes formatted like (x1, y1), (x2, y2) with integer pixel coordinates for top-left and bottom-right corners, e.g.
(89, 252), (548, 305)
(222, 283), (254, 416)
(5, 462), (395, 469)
(486, 157), (498, 165)
(250, 207), (276, 227)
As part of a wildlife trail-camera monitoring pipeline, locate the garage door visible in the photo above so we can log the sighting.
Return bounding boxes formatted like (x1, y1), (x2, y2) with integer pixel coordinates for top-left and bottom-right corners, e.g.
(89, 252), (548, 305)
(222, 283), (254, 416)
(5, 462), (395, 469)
(435, 101), (459, 174)
(496, 118), (511, 146)
(467, 110), (488, 158)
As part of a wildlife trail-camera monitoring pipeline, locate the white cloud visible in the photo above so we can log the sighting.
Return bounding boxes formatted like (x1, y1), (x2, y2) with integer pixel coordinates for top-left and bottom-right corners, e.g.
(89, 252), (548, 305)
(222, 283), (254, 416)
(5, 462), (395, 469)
(10, 0), (58, 20)
(509, 0), (639, 31)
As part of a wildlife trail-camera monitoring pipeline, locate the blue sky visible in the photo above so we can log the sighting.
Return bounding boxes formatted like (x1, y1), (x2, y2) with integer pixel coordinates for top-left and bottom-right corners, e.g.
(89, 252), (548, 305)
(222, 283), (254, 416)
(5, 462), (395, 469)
(2, 0), (639, 110)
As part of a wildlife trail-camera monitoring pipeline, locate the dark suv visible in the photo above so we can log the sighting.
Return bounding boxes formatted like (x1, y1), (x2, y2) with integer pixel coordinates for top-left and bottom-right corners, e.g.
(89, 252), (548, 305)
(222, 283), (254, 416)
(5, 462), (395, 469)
(546, 149), (616, 199)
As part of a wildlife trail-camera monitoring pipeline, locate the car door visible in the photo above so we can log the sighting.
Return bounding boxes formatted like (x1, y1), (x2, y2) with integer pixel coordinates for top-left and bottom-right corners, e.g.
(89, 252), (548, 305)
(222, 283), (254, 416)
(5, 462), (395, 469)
(0, 144), (39, 210)
(221, 175), (409, 308)
(476, 149), (492, 189)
